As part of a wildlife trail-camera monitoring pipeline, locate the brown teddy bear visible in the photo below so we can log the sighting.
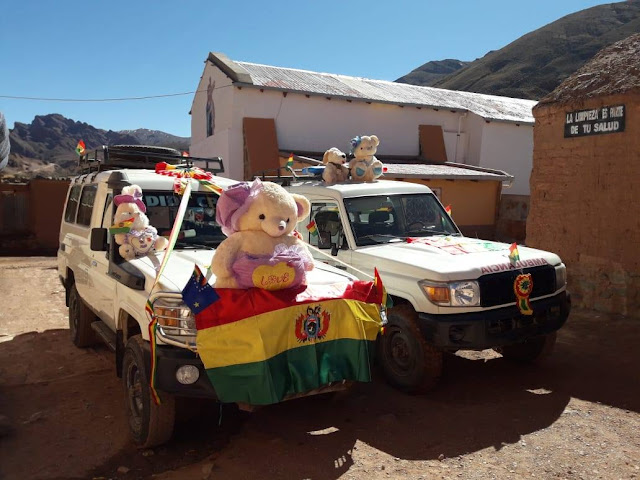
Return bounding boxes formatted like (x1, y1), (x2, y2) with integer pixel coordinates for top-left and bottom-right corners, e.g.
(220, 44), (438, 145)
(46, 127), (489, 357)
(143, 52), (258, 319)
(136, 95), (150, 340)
(322, 147), (349, 185)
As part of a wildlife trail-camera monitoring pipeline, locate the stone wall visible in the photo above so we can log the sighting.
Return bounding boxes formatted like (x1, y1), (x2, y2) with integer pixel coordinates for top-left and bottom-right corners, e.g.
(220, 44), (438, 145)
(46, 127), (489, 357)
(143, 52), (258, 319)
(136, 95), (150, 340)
(527, 93), (640, 316)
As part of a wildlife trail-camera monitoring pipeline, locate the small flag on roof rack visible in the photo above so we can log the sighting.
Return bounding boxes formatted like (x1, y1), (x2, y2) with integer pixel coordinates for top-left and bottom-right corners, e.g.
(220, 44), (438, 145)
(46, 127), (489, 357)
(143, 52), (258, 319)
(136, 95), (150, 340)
(75, 140), (86, 156)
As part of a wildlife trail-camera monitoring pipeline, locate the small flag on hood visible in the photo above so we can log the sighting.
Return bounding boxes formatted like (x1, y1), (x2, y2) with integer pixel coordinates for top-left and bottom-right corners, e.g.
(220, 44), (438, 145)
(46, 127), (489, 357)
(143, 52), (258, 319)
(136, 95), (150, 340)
(75, 140), (86, 156)
(509, 242), (520, 265)
(286, 153), (294, 171)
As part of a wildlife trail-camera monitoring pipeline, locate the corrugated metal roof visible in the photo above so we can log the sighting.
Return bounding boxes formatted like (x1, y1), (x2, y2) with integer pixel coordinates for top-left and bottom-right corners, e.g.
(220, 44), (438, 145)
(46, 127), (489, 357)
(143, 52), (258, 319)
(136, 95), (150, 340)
(232, 61), (537, 125)
(384, 162), (512, 181)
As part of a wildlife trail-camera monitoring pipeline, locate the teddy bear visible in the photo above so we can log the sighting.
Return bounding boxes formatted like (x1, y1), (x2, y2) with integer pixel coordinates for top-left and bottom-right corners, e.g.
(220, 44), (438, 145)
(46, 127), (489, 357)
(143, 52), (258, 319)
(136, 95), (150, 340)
(111, 185), (168, 260)
(321, 147), (349, 185)
(211, 178), (314, 290)
(349, 135), (384, 182)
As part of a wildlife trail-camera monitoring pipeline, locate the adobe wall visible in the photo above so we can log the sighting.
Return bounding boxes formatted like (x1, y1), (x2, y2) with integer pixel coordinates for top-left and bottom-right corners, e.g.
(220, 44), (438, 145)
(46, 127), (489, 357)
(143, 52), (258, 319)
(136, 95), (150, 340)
(527, 93), (640, 316)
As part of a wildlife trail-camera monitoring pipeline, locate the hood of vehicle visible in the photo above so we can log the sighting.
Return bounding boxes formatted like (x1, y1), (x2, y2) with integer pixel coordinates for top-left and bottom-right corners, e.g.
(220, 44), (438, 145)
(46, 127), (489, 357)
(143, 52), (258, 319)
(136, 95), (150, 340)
(132, 249), (357, 292)
(355, 236), (562, 282)
(132, 249), (216, 292)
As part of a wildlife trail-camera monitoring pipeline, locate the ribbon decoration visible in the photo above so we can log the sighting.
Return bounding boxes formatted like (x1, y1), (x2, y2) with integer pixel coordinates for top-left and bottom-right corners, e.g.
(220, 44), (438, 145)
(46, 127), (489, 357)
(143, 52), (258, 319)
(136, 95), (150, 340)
(514, 273), (534, 315)
(155, 161), (223, 195)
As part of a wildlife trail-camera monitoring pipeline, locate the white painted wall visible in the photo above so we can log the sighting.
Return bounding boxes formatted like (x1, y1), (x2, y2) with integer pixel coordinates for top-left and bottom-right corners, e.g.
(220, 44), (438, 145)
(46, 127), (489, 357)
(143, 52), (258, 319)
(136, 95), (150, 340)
(478, 122), (534, 196)
(190, 62), (533, 189)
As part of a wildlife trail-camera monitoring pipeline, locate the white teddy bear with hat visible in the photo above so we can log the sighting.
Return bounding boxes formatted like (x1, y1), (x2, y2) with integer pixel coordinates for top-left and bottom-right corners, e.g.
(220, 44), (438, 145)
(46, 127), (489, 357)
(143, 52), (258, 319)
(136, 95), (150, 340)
(111, 185), (168, 260)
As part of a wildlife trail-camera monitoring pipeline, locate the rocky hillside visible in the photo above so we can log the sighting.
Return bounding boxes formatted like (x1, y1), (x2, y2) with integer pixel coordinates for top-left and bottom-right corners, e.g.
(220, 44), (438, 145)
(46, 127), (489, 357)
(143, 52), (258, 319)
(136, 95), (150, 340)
(2, 114), (190, 181)
(396, 59), (470, 86)
(397, 1), (640, 99)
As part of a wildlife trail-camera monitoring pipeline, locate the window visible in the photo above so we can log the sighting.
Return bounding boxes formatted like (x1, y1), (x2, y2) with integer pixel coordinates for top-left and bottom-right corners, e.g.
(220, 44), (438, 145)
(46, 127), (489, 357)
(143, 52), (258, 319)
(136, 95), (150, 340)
(309, 203), (343, 250)
(64, 185), (82, 223)
(144, 191), (225, 247)
(344, 193), (459, 246)
(76, 185), (97, 226)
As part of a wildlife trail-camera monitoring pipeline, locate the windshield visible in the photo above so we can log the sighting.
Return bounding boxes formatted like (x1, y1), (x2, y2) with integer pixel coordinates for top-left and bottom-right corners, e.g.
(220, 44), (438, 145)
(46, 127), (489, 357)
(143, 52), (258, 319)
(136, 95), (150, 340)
(344, 193), (459, 246)
(144, 191), (225, 248)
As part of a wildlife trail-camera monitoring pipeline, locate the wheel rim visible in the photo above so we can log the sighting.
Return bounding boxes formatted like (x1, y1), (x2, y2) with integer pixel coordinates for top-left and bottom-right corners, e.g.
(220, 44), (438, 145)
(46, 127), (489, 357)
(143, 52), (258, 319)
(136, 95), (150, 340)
(383, 325), (416, 377)
(126, 361), (144, 431)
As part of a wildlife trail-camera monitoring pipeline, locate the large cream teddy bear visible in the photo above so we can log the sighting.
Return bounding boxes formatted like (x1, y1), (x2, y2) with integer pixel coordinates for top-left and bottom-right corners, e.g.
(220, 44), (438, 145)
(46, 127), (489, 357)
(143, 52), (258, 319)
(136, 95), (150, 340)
(322, 147), (349, 185)
(349, 135), (384, 183)
(211, 178), (314, 290)
(112, 185), (168, 260)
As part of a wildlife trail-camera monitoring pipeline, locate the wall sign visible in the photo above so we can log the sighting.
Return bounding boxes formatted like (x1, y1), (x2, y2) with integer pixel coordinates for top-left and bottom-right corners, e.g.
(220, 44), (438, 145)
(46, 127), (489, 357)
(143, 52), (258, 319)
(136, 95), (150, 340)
(564, 105), (625, 138)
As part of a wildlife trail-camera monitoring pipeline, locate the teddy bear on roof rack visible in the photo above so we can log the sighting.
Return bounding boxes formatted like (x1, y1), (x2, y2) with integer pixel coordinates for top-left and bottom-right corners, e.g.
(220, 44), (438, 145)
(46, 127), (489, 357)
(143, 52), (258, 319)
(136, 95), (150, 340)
(349, 135), (383, 183)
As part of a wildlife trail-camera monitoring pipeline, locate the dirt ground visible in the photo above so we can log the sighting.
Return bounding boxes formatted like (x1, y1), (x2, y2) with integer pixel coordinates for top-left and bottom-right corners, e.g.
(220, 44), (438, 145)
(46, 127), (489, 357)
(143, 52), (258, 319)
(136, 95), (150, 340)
(0, 257), (638, 480)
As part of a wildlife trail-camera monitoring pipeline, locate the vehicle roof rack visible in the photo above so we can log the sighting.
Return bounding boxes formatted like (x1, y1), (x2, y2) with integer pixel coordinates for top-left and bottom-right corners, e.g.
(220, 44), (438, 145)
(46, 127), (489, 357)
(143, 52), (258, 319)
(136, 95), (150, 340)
(253, 153), (324, 186)
(78, 145), (224, 175)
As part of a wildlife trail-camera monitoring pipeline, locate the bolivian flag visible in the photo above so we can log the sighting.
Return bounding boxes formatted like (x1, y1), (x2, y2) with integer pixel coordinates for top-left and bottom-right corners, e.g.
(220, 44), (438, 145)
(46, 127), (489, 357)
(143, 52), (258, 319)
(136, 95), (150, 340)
(75, 140), (86, 156)
(509, 242), (520, 266)
(182, 270), (384, 405)
(109, 217), (134, 234)
(306, 219), (318, 237)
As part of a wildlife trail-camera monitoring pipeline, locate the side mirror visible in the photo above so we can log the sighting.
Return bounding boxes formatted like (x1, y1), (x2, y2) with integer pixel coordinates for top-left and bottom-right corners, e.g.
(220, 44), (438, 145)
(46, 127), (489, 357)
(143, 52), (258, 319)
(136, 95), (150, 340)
(331, 243), (338, 257)
(90, 228), (108, 251)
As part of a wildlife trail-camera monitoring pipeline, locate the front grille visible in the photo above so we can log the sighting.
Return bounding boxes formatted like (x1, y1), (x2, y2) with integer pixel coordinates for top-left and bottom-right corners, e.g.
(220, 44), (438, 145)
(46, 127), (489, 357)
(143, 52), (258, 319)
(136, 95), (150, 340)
(479, 265), (556, 308)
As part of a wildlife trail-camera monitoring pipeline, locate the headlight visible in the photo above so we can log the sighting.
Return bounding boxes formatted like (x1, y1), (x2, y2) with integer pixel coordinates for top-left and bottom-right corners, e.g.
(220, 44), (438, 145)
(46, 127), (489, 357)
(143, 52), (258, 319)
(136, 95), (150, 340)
(449, 280), (480, 307)
(419, 280), (480, 307)
(555, 264), (567, 289)
(154, 303), (195, 330)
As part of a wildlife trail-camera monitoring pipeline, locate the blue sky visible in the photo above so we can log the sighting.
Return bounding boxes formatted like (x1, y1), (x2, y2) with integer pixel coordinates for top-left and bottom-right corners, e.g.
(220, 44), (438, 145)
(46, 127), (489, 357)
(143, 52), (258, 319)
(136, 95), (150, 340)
(1, 0), (612, 137)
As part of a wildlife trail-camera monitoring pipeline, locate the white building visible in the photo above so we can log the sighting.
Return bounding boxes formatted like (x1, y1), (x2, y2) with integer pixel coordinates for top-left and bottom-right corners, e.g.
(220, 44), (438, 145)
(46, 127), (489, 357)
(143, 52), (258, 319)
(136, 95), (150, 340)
(190, 52), (537, 240)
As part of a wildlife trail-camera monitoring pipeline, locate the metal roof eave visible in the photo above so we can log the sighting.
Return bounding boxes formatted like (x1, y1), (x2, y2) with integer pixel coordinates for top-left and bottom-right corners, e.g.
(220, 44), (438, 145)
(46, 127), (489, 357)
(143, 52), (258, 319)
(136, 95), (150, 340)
(232, 81), (470, 114)
(232, 81), (536, 125)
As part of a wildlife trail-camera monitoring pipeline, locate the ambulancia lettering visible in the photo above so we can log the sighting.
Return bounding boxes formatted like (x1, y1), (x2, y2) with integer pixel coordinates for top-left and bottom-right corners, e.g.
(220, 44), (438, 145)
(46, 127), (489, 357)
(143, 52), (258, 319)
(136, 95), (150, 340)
(481, 258), (549, 274)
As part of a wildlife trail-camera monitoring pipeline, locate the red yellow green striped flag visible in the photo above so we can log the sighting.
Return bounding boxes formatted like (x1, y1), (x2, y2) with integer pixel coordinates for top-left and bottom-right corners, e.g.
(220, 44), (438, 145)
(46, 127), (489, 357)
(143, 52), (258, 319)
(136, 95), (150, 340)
(306, 219), (318, 237)
(509, 242), (520, 266)
(75, 140), (86, 156)
(182, 280), (383, 405)
(108, 217), (134, 234)
(445, 205), (452, 216)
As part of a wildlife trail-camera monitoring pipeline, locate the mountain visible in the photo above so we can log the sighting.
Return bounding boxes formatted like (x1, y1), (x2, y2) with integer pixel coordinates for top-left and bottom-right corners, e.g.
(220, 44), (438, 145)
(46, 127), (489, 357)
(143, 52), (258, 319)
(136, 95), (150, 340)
(2, 114), (190, 181)
(397, 1), (640, 99)
(395, 59), (470, 86)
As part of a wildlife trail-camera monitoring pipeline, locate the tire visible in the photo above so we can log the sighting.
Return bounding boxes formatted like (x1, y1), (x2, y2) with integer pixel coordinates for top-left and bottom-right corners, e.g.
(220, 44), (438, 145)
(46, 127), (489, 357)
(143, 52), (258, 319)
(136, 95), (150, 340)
(378, 305), (443, 393)
(68, 284), (99, 348)
(496, 331), (557, 363)
(122, 335), (176, 448)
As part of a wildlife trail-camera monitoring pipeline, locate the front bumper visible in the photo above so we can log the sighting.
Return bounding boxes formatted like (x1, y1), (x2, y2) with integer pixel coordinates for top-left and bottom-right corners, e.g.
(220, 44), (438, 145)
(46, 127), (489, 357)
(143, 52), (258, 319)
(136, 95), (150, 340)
(140, 341), (219, 399)
(417, 291), (571, 350)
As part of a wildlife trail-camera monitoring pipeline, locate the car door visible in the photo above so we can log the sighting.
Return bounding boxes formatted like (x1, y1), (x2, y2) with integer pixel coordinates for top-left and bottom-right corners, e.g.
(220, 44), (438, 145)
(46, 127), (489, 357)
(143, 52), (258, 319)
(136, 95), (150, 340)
(84, 185), (118, 328)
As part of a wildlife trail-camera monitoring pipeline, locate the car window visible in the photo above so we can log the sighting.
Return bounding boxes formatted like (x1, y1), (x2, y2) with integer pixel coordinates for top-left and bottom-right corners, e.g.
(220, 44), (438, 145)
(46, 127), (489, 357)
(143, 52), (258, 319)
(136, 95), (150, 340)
(309, 203), (343, 249)
(76, 185), (97, 226)
(64, 185), (82, 223)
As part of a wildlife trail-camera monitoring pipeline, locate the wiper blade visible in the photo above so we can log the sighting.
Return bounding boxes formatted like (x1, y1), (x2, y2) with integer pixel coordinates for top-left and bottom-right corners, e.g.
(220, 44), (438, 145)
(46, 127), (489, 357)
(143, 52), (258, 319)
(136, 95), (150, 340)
(175, 241), (215, 249)
(358, 234), (407, 244)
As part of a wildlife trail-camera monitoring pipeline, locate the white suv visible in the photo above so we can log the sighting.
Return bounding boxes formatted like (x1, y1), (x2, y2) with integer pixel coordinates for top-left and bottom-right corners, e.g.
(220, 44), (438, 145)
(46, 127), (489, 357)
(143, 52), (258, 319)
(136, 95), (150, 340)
(57, 146), (359, 447)
(286, 179), (571, 392)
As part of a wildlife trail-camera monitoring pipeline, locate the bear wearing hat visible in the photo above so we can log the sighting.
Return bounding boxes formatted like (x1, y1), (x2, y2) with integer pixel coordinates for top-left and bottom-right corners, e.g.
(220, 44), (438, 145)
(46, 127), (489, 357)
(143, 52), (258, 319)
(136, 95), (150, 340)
(112, 185), (168, 260)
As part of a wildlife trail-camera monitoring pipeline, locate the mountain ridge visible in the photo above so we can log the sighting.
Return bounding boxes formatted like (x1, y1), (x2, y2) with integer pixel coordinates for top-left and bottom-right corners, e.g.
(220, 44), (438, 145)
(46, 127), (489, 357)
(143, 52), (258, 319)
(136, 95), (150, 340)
(2, 114), (190, 181)
(397, 1), (640, 99)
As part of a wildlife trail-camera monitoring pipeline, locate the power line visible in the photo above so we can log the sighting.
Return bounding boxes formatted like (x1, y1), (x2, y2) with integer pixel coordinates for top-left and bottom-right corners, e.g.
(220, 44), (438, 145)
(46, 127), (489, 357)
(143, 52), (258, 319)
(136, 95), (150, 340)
(0, 91), (197, 102)
(0, 84), (233, 102)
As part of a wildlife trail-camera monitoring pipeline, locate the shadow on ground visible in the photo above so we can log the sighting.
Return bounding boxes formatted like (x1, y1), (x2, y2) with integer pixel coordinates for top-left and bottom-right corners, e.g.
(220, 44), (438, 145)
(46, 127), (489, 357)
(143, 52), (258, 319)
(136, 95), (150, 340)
(1, 307), (638, 480)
